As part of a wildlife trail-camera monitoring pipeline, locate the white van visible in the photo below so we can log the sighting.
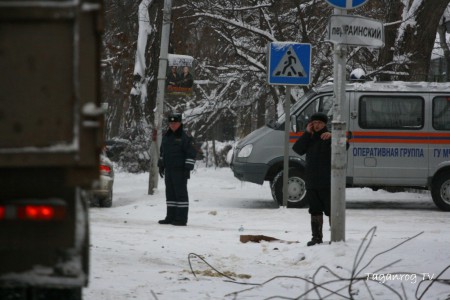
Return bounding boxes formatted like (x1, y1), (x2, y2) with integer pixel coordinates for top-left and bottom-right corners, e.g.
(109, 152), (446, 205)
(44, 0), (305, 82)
(230, 81), (450, 211)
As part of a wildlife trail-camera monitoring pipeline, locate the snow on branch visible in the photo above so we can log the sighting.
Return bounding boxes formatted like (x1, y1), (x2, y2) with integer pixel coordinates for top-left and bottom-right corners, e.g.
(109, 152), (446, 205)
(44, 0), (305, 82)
(192, 12), (276, 42)
(396, 0), (423, 43)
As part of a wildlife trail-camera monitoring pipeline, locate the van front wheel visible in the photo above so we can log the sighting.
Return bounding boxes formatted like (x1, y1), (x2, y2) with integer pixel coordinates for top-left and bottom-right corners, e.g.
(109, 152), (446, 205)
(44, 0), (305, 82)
(271, 168), (307, 208)
(431, 172), (450, 211)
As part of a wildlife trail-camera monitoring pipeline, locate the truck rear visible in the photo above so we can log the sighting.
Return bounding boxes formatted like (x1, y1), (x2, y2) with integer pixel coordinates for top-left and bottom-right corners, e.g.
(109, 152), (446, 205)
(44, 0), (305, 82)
(0, 1), (103, 299)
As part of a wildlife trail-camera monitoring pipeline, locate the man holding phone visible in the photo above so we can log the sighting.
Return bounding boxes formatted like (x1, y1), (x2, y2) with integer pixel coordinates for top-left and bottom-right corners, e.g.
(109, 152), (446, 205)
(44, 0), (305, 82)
(293, 112), (331, 246)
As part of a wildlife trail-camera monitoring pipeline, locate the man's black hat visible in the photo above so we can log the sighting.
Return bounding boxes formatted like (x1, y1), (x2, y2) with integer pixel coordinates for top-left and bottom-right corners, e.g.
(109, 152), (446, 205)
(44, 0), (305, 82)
(168, 113), (182, 123)
(310, 112), (328, 123)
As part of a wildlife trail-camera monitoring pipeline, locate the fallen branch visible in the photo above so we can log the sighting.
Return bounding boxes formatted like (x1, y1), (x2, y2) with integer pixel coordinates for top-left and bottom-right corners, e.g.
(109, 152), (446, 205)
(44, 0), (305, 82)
(239, 234), (299, 244)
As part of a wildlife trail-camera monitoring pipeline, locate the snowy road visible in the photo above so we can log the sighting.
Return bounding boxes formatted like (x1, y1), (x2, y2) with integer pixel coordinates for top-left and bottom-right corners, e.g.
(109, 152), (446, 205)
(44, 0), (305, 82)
(84, 167), (450, 300)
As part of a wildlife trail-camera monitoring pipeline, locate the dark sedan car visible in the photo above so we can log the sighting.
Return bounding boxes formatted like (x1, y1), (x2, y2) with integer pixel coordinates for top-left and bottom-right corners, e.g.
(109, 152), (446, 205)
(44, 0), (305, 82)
(91, 154), (114, 207)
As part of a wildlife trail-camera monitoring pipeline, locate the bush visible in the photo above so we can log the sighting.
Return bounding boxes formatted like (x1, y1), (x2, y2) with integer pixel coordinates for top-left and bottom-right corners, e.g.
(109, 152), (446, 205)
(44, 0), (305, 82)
(201, 140), (235, 167)
(105, 130), (151, 173)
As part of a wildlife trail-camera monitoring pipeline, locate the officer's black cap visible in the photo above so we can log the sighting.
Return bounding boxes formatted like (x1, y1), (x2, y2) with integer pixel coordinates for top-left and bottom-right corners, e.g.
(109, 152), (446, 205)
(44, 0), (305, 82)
(168, 113), (182, 123)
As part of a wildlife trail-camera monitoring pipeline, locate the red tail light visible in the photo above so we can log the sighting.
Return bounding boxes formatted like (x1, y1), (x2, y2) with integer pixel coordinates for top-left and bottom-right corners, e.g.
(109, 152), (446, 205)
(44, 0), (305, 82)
(17, 205), (65, 221)
(0, 206), (5, 220)
(100, 164), (111, 173)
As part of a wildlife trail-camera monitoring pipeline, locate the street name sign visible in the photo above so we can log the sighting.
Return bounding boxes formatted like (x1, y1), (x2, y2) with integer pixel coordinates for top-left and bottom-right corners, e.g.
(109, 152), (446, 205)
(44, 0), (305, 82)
(267, 42), (311, 86)
(325, 0), (368, 9)
(328, 15), (384, 48)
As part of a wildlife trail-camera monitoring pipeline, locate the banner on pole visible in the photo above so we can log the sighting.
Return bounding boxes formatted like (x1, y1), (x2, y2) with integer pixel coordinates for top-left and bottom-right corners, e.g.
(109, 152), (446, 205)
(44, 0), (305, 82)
(166, 54), (195, 96)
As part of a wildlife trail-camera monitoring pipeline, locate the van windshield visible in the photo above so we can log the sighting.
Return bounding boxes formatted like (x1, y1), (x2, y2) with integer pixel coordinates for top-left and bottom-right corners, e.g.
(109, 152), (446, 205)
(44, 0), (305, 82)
(272, 89), (317, 128)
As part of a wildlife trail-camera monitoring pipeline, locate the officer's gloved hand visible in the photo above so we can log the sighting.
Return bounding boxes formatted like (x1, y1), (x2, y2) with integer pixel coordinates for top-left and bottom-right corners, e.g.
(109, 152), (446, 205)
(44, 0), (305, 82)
(159, 167), (165, 178)
(184, 169), (190, 179)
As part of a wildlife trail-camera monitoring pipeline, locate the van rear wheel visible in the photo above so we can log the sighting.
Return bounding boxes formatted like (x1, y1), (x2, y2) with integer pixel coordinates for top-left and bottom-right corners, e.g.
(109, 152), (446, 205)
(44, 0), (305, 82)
(431, 172), (450, 211)
(271, 168), (307, 208)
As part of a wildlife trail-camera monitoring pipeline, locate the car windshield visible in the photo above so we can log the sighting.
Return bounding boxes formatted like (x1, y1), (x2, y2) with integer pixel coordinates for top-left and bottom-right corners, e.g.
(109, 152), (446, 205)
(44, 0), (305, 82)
(272, 89), (318, 127)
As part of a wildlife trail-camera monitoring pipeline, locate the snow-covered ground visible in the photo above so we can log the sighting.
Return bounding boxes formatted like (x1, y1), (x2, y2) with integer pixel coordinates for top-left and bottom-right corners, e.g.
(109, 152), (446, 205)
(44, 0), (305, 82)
(84, 166), (450, 300)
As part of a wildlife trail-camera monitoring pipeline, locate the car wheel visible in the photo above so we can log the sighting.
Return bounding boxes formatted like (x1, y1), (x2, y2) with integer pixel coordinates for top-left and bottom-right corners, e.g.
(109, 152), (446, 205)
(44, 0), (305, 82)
(100, 188), (113, 208)
(431, 172), (450, 211)
(271, 167), (307, 208)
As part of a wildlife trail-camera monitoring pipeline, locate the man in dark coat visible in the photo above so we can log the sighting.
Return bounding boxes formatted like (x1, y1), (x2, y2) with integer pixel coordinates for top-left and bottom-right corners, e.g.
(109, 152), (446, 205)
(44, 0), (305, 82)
(292, 112), (331, 246)
(177, 66), (193, 88)
(158, 113), (197, 226)
(166, 66), (181, 87)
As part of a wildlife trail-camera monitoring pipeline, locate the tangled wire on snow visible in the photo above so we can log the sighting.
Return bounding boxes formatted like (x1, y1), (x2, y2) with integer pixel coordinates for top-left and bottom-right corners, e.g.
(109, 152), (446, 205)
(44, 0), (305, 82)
(187, 226), (450, 300)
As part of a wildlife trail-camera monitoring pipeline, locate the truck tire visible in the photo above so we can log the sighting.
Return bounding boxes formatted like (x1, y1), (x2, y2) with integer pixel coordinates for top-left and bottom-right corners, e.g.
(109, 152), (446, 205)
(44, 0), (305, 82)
(34, 287), (82, 300)
(431, 172), (450, 211)
(0, 287), (82, 300)
(271, 168), (307, 208)
(0, 287), (25, 299)
(81, 190), (90, 283)
(100, 188), (113, 208)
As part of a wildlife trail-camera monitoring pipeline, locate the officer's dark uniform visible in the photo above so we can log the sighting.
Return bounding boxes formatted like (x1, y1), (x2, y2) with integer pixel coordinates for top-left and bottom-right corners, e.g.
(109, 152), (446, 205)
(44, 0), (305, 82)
(158, 113), (196, 226)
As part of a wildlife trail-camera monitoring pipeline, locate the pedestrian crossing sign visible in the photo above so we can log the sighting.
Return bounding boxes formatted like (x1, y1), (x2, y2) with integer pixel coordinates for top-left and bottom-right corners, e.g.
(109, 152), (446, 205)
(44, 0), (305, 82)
(267, 42), (311, 86)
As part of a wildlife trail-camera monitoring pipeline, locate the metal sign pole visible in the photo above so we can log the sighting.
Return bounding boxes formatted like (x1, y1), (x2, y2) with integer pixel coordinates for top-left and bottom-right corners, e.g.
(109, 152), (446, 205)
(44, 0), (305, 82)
(266, 42), (311, 207)
(149, 0), (172, 194)
(331, 8), (347, 242)
(282, 86), (292, 207)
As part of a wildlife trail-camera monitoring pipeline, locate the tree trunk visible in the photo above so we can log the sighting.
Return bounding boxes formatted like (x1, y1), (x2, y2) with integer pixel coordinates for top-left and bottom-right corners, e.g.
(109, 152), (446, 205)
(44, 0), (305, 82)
(438, 20), (450, 82)
(377, 0), (403, 81)
(145, 0), (164, 127)
(397, 0), (450, 81)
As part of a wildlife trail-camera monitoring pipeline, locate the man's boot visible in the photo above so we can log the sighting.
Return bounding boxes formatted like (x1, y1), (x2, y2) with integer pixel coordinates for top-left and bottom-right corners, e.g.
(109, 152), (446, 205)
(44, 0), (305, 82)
(307, 214), (323, 246)
(158, 206), (176, 224)
(172, 206), (188, 226)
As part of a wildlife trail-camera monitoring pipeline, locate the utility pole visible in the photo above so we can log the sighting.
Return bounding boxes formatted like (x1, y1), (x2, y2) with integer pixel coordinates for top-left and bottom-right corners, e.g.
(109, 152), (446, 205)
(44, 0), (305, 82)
(325, 0), (378, 243)
(330, 8), (347, 242)
(149, 0), (172, 194)
(282, 86), (291, 207)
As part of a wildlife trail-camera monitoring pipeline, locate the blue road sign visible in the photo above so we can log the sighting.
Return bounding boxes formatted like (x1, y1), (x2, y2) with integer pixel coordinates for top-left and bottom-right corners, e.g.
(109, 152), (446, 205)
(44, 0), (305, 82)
(325, 0), (368, 9)
(267, 42), (311, 86)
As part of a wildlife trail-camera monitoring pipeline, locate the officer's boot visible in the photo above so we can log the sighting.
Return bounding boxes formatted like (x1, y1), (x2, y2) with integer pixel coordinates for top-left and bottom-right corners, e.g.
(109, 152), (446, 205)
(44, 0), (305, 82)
(158, 206), (176, 224)
(172, 207), (188, 226)
(307, 214), (323, 246)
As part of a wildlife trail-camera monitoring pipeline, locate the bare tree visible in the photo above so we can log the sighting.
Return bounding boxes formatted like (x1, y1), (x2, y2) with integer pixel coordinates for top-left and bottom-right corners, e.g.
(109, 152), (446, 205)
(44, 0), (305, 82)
(101, 0), (140, 138)
(172, 0), (333, 139)
(393, 0), (450, 80)
(437, 6), (450, 81)
(102, 0), (450, 146)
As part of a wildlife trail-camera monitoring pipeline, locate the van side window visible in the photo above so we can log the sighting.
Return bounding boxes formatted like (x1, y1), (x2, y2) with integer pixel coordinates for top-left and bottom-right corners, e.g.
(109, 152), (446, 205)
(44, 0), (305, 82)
(432, 96), (450, 130)
(296, 95), (333, 130)
(359, 96), (424, 129)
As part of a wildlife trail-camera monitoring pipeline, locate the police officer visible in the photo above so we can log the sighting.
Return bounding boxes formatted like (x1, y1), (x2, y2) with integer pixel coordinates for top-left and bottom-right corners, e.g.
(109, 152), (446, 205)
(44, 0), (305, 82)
(158, 113), (197, 226)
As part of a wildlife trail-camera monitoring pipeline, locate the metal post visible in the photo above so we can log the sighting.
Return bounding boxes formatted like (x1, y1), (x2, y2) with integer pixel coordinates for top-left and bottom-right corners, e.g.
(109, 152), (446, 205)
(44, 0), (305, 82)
(282, 86), (291, 207)
(331, 8), (347, 242)
(149, 0), (172, 194)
